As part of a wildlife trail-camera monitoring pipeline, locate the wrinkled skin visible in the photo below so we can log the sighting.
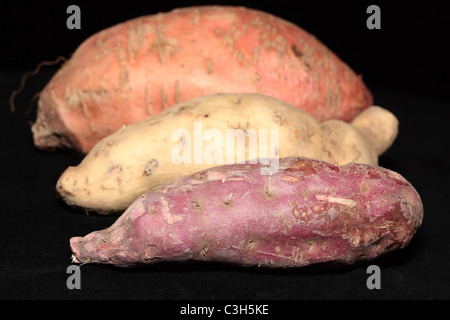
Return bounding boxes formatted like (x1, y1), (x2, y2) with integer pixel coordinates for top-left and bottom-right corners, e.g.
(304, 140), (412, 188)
(70, 157), (423, 269)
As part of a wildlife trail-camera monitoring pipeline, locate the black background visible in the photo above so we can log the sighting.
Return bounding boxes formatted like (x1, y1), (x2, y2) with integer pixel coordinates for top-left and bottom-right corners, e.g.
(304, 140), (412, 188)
(1, 0), (449, 301)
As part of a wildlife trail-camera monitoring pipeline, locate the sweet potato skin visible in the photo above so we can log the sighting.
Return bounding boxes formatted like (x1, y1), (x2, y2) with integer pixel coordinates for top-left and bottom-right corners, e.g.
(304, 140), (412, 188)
(351, 106), (399, 155)
(70, 157), (423, 268)
(33, 6), (373, 154)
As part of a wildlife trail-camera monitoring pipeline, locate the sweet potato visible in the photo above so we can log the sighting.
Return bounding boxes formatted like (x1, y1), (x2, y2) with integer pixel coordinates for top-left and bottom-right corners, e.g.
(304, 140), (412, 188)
(351, 106), (399, 155)
(70, 157), (423, 268)
(33, 5), (373, 155)
(56, 93), (394, 214)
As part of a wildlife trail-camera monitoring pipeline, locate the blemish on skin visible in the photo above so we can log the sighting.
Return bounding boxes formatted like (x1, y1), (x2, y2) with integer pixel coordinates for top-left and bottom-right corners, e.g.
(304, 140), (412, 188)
(285, 158), (317, 176)
(253, 45), (260, 64)
(225, 174), (246, 181)
(145, 85), (153, 116)
(293, 205), (308, 221)
(191, 8), (200, 25)
(322, 145), (333, 159)
(175, 80), (181, 103)
(281, 175), (300, 183)
(160, 196), (183, 225)
(142, 244), (159, 260)
(311, 202), (327, 214)
(192, 200), (201, 212)
(206, 171), (228, 181)
(360, 180), (370, 194)
(151, 22), (181, 64)
(246, 239), (256, 252)
(201, 246), (209, 256)
(233, 49), (244, 63)
(205, 58), (214, 74)
(161, 87), (168, 109)
(291, 44), (304, 58)
(107, 163), (123, 173)
(100, 184), (114, 191)
(233, 97), (243, 105)
(222, 193), (234, 208)
(387, 171), (410, 186)
(366, 168), (383, 180)
(76, 91), (96, 133)
(192, 171), (208, 181)
(272, 114), (286, 126)
(291, 44), (311, 70)
(329, 186), (337, 196)
(315, 195), (357, 208)
(264, 186), (273, 199)
(143, 159), (159, 176)
(60, 187), (73, 196)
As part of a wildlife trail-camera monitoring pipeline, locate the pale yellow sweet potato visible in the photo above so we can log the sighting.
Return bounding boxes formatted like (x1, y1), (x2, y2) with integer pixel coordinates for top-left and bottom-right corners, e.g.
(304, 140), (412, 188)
(351, 106), (399, 155)
(56, 93), (394, 214)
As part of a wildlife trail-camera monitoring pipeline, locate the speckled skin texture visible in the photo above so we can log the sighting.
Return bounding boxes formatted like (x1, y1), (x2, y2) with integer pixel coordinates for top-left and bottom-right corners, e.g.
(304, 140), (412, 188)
(70, 157), (423, 268)
(33, 6), (372, 154)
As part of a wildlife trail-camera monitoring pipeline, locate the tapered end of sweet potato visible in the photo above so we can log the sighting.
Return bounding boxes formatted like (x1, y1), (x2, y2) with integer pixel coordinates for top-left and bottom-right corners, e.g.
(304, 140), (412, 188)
(32, 91), (82, 153)
(31, 109), (59, 151)
(351, 106), (399, 155)
(69, 200), (145, 267)
(32, 103), (64, 151)
(70, 233), (112, 265)
(70, 229), (139, 267)
(70, 237), (83, 264)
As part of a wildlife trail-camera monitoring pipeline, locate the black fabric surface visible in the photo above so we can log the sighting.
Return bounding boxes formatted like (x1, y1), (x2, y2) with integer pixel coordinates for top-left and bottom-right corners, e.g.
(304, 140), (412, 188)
(1, 0), (449, 301)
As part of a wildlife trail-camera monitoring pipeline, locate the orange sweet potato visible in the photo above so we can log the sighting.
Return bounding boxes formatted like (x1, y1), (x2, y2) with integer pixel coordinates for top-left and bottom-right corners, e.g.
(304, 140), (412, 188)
(32, 6), (372, 154)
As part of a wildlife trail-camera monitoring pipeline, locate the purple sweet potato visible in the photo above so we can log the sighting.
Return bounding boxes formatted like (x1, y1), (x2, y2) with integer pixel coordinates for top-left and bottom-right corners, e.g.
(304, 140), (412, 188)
(70, 157), (423, 268)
